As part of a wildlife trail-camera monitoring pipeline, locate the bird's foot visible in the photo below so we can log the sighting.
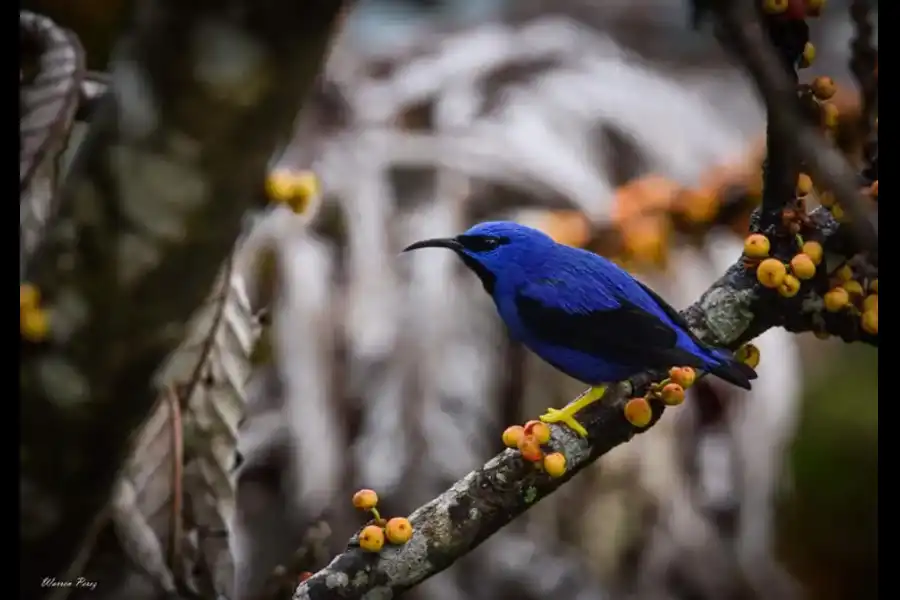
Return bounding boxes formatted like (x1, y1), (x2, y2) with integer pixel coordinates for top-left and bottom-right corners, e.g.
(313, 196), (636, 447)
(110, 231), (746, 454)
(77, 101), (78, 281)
(539, 385), (607, 437)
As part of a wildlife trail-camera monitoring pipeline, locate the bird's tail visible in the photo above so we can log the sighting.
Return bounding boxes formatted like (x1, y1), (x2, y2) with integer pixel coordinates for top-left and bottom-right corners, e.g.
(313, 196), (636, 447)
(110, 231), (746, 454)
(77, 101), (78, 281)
(706, 349), (757, 390)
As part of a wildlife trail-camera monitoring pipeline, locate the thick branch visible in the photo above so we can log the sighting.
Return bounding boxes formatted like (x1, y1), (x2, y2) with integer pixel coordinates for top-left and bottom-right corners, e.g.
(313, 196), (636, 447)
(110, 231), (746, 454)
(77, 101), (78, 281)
(20, 0), (346, 594)
(290, 209), (865, 600)
(714, 0), (877, 256)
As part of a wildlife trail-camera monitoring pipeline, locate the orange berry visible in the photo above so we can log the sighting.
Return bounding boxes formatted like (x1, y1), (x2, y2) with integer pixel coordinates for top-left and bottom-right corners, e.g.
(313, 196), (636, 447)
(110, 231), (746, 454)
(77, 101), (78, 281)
(517, 434), (544, 462)
(801, 240), (823, 265)
(862, 294), (877, 313)
(501, 425), (525, 449)
(836, 264), (853, 282)
(778, 274), (801, 298)
(821, 102), (839, 129)
(289, 171), (320, 214)
(796, 173), (813, 197)
(359, 525), (385, 552)
(869, 278), (878, 294)
(352, 489), (379, 510)
(523, 420), (551, 445)
(20, 308), (49, 342)
(790, 253), (817, 280)
(843, 280), (864, 297)
(623, 397), (652, 428)
(818, 191), (835, 208)
(20, 283), (40, 310)
(660, 383), (686, 406)
(266, 169), (296, 203)
(763, 0), (789, 14)
(811, 76), (836, 100)
(735, 343), (761, 369)
(384, 517), (414, 544)
(757, 258), (787, 289)
(861, 309), (878, 335)
(668, 366), (696, 389)
(800, 42), (816, 68)
(823, 287), (849, 312)
(870, 180), (878, 199)
(542, 452), (567, 478)
(743, 233), (770, 259)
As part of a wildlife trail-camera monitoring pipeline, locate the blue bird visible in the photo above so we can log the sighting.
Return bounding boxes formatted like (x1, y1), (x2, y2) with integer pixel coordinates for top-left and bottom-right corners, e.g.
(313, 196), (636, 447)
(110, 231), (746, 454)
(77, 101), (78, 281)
(403, 221), (757, 437)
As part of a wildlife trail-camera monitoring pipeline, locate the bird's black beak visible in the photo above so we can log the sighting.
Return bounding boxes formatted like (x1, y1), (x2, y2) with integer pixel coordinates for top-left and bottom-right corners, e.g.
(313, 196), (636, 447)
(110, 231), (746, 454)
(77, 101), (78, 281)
(402, 237), (464, 253)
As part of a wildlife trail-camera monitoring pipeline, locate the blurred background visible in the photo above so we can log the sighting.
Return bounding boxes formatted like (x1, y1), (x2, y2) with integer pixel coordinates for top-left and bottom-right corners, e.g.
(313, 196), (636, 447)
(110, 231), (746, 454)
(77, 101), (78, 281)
(22, 1), (877, 600)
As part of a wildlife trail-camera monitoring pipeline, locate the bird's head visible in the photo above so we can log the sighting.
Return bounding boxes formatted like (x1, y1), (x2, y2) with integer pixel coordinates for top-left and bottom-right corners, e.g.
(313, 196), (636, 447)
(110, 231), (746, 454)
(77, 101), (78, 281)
(402, 221), (554, 294)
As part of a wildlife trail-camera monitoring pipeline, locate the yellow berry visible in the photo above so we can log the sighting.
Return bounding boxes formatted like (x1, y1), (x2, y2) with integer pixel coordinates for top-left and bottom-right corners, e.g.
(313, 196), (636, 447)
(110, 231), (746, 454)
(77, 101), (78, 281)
(502, 425), (525, 449)
(289, 171), (320, 214)
(660, 383), (686, 406)
(517, 434), (544, 462)
(359, 525), (385, 552)
(823, 287), (849, 312)
(801, 241), (823, 265)
(669, 366), (696, 389)
(790, 253), (817, 280)
(543, 452), (567, 478)
(861, 309), (878, 335)
(20, 307), (49, 342)
(800, 42), (816, 68)
(796, 173), (813, 197)
(743, 233), (771, 258)
(523, 420), (551, 445)
(20, 283), (40, 310)
(624, 397), (652, 428)
(757, 258), (787, 289)
(821, 102), (839, 129)
(835, 264), (853, 282)
(762, 0), (789, 14)
(862, 294), (878, 312)
(778, 274), (801, 298)
(869, 278), (878, 294)
(265, 169), (296, 203)
(819, 191), (835, 208)
(735, 343), (761, 369)
(811, 76), (836, 100)
(352, 489), (379, 511)
(384, 517), (414, 544)
(843, 280), (864, 297)
(831, 204), (845, 221)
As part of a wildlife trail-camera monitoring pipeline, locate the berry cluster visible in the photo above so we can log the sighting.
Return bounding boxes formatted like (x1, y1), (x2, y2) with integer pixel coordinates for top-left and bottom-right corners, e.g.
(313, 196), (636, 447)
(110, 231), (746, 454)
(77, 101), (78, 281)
(350, 489), (414, 553)
(501, 420), (567, 478)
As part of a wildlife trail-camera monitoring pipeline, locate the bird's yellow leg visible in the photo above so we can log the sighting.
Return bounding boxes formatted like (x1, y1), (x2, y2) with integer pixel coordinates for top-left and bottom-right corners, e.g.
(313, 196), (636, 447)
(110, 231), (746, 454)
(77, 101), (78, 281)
(539, 385), (607, 437)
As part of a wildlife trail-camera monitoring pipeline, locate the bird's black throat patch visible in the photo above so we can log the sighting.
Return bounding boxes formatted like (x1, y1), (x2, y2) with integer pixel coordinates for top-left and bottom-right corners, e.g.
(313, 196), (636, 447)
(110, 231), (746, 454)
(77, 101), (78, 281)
(456, 253), (497, 294)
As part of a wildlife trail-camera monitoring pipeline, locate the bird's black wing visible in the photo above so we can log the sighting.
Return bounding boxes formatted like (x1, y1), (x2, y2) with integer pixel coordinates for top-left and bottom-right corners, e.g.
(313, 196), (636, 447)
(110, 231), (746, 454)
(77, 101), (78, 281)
(630, 279), (710, 349)
(514, 291), (707, 370)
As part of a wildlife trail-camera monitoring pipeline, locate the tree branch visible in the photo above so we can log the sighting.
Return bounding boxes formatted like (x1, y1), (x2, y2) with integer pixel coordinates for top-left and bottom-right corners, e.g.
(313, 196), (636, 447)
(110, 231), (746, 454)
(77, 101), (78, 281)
(20, 0), (346, 594)
(290, 204), (867, 600)
(713, 0), (877, 256)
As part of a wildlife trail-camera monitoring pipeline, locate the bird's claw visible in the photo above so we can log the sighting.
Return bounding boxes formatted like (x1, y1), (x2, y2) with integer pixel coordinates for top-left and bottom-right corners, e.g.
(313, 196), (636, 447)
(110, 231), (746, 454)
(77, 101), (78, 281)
(540, 408), (589, 437)
(538, 385), (607, 438)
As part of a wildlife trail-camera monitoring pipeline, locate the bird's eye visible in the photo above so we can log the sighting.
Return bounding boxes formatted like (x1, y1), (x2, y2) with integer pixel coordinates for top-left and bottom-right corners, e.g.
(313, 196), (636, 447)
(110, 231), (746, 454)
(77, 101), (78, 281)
(459, 236), (504, 252)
